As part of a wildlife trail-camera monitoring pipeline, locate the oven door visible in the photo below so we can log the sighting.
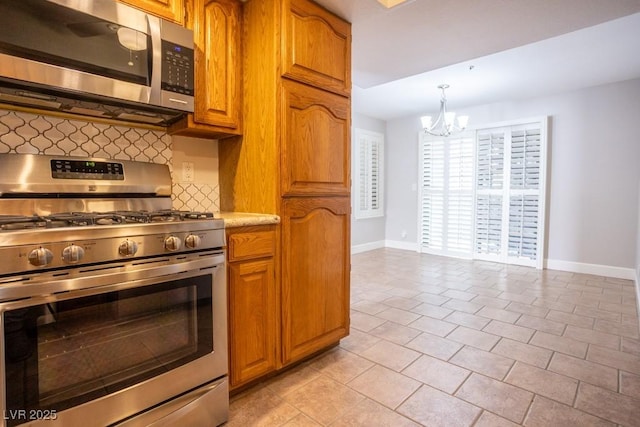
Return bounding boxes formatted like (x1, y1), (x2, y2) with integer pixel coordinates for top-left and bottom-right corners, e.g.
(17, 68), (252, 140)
(0, 252), (227, 427)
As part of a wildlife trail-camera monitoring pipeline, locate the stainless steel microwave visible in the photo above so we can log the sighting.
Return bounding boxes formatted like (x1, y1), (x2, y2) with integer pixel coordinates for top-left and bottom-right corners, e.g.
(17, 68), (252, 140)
(0, 0), (194, 125)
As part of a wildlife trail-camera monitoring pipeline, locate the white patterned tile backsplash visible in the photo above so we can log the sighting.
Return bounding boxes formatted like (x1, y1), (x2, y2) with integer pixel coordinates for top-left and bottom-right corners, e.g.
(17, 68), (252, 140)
(0, 110), (171, 161)
(172, 183), (220, 213)
(0, 109), (220, 211)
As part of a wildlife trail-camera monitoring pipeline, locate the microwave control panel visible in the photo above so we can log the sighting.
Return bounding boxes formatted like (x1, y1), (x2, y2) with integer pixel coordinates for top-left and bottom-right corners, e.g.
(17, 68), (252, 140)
(161, 41), (194, 96)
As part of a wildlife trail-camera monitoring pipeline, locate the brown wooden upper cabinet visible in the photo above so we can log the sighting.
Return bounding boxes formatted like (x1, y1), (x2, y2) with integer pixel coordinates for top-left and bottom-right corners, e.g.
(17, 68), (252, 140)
(118, 0), (185, 24)
(282, 0), (351, 96)
(169, 0), (242, 138)
(281, 79), (350, 196)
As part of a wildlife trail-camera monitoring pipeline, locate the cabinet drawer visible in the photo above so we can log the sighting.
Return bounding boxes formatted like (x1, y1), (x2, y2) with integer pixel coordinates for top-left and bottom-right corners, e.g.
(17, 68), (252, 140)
(228, 231), (275, 261)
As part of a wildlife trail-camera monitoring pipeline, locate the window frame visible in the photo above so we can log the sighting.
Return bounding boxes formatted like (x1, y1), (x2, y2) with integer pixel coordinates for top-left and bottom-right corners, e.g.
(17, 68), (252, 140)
(354, 128), (385, 219)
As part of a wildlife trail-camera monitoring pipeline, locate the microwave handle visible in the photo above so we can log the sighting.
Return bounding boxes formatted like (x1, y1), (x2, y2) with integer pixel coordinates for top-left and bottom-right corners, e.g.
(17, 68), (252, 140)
(147, 14), (163, 106)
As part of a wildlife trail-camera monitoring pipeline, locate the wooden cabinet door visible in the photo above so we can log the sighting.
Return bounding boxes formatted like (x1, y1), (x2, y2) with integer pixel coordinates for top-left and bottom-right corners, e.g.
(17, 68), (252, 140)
(118, 0), (184, 24)
(281, 196), (350, 365)
(282, 0), (351, 96)
(281, 79), (350, 197)
(194, 0), (241, 129)
(228, 258), (277, 387)
(170, 0), (242, 137)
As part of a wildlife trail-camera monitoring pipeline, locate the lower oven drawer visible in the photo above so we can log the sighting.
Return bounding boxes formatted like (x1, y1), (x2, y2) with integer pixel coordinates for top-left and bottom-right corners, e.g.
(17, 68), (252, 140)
(113, 377), (228, 427)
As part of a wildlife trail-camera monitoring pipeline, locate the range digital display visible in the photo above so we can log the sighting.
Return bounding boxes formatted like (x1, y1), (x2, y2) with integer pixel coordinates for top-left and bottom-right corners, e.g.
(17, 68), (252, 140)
(51, 159), (125, 180)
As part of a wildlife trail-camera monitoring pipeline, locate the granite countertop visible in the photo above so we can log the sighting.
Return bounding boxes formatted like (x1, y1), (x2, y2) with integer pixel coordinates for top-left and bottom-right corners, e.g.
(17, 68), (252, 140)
(216, 212), (280, 228)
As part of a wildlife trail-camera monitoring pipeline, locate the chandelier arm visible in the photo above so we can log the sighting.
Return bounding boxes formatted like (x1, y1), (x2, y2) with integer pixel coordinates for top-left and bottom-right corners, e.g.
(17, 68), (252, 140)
(441, 95), (449, 133)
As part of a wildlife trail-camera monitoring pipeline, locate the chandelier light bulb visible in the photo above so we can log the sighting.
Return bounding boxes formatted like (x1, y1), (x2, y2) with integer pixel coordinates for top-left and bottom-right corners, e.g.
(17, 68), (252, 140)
(420, 116), (433, 129)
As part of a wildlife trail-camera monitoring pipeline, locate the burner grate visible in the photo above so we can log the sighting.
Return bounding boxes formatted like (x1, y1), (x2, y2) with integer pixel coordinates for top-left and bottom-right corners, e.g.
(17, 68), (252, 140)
(147, 210), (215, 222)
(0, 215), (48, 230)
(0, 211), (216, 231)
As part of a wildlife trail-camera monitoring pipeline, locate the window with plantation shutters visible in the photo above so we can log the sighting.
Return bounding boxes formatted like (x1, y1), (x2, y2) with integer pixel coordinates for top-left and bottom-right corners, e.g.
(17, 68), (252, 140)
(473, 119), (547, 268)
(420, 133), (474, 257)
(354, 129), (384, 219)
(419, 117), (547, 268)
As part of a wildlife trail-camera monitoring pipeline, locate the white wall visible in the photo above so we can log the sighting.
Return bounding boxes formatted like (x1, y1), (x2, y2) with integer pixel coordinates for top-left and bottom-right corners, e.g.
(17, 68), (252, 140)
(351, 113), (387, 250)
(637, 182), (640, 282)
(384, 78), (640, 276)
(385, 116), (422, 249)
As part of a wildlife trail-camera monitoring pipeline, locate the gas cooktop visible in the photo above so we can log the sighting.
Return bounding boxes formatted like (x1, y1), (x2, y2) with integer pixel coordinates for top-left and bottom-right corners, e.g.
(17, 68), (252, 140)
(0, 154), (225, 276)
(0, 210), (215, 231)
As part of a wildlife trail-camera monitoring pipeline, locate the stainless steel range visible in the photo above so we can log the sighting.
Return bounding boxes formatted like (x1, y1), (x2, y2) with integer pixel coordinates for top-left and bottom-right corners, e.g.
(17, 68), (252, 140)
(0, 154), (228, 427)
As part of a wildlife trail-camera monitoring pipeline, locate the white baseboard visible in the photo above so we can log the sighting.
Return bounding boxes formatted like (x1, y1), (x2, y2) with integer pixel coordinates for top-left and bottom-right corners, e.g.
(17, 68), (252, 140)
(350, 240), (419, 254)
(545, 259), (636, 280)
(351, 240), (385, 254)
(635, 270), (640, 319)
(384, 240), (420, 252)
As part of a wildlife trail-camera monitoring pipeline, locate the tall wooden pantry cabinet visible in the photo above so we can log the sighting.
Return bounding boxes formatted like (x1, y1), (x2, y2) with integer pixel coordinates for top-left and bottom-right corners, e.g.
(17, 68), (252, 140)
(220, 0), (351, 384)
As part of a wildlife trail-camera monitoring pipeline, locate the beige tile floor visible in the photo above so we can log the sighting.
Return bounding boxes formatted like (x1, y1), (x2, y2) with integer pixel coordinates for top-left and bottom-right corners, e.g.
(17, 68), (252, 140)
(227, 248), (640, 426)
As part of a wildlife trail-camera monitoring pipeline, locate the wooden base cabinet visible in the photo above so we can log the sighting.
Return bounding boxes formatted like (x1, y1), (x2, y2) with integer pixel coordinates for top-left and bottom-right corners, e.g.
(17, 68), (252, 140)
(281, 197), (350, 365)
(227, 226), (278, 389)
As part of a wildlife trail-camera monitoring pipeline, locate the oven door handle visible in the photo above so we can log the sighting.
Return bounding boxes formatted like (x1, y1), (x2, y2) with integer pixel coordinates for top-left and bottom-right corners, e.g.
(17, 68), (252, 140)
(0, 253), (225, 306)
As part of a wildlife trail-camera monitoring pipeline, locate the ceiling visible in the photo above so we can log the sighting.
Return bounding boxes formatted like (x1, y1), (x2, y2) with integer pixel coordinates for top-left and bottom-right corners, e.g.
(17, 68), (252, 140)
(312, 0), (640, 120)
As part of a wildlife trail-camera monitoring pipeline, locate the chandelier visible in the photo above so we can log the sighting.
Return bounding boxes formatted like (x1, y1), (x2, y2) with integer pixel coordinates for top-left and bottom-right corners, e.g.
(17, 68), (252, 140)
(420, 84), (469, 137)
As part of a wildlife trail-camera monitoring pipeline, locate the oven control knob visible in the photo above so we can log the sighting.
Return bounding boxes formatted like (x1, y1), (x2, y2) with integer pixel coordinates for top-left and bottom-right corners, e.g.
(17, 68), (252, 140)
(62, 244), (85, 264)
(119, 240), (138, 257)
(164, 236), (182, 252)
(185, 234), (201, 249)
(28, 247), (54, 267)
